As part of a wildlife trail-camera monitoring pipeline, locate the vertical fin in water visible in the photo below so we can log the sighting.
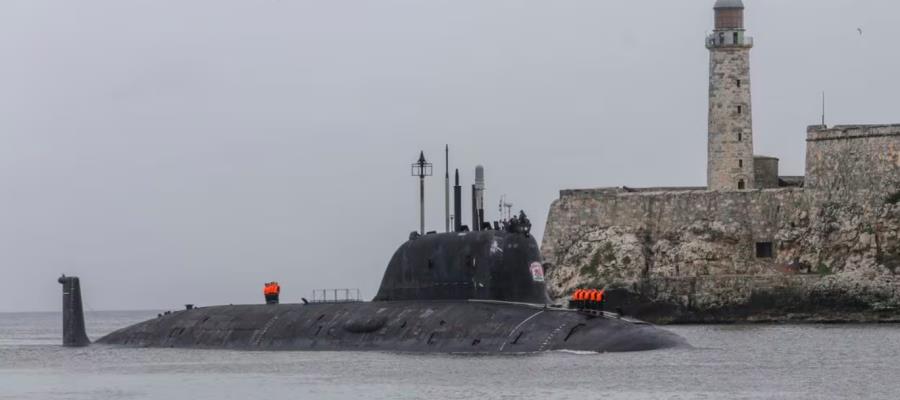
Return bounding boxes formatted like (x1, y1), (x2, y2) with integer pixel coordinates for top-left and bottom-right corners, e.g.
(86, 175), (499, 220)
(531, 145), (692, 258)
(58, 275), (91, 347)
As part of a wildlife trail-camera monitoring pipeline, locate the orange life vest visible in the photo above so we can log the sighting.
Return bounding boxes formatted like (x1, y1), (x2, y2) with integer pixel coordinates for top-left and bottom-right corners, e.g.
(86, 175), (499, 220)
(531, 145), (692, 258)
(264, 283), (280, 296)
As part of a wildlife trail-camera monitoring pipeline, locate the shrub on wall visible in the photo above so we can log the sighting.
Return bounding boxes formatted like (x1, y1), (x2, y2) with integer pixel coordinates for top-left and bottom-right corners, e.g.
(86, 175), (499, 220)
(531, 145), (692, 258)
(886, 190), (900, 205)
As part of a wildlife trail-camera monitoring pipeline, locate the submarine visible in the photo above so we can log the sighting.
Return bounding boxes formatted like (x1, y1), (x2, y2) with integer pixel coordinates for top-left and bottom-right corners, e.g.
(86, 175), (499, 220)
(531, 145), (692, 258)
(59, 222), (686, 353)
(58, 157), (686, 353)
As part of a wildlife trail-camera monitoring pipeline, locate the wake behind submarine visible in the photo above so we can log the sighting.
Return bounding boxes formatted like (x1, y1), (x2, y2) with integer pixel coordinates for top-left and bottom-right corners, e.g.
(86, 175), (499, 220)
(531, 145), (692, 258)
(58, 157), (687, 353)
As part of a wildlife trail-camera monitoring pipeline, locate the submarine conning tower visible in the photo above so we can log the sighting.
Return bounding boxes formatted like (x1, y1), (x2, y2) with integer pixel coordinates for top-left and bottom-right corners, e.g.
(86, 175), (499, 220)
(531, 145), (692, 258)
(373, 229), (551, 304)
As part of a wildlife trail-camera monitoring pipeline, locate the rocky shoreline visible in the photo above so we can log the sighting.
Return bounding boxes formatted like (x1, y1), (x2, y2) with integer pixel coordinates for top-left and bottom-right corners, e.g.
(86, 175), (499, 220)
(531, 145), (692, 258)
(596, 278), (900, 325)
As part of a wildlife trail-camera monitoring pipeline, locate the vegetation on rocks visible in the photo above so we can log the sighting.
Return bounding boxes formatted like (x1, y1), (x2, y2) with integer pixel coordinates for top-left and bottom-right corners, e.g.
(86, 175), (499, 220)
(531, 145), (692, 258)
(887, 190), (900, 205)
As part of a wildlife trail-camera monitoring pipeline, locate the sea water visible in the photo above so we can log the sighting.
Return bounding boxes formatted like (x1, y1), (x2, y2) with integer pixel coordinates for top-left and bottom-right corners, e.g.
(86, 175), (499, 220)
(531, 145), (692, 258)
(2, 311), (900, 400)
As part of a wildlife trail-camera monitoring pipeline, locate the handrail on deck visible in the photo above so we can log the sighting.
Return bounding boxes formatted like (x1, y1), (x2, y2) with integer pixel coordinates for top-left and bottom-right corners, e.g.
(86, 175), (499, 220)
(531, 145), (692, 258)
(309, 288), (362, 304)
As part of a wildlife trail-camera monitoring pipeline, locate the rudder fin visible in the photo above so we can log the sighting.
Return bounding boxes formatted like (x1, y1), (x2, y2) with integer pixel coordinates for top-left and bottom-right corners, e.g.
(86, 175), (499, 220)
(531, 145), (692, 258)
(58, 275), (91, 347)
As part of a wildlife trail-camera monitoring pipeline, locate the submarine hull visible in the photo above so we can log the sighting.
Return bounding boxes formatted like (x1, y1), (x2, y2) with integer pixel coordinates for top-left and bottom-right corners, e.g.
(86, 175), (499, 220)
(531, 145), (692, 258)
(88, 230), (688, 353)
(97, 301), (685, 353)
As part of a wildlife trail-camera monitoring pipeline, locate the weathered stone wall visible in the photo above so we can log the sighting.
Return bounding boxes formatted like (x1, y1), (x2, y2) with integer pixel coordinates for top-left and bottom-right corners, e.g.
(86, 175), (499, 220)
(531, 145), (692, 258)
(541, 187), (900, 323)
(543, 188), (808, 277)
(806, 124), (900, 204)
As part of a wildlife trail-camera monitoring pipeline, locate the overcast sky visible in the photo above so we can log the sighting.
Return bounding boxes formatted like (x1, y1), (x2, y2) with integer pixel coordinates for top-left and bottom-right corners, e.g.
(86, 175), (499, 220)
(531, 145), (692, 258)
(1, 0), (897, 312)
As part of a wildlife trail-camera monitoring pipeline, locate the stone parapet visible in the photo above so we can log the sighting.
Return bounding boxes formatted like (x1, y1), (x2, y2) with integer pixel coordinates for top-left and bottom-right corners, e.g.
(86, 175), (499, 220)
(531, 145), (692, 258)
(559, 187), (707, 199)
(807, 124), (900, 142)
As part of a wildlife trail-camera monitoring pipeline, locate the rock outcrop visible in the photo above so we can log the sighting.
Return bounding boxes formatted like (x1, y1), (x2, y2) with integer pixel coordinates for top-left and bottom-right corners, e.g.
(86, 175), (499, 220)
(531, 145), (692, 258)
(542, 190), (900, 324)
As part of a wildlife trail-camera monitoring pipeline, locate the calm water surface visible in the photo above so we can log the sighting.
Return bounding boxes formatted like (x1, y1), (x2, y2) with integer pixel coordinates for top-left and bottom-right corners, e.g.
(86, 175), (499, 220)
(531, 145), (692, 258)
(1, 311), (899, 399)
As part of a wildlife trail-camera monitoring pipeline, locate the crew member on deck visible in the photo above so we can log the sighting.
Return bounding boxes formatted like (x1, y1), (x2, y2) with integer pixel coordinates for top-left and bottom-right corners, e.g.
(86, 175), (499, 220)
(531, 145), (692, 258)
(264, 282), (281, 304)
(570, 289), (582, 309)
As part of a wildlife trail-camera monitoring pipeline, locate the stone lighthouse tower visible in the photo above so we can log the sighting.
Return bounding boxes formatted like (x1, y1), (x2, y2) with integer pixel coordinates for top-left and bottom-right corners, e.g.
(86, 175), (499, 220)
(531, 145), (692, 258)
(707, 0), (755, 190)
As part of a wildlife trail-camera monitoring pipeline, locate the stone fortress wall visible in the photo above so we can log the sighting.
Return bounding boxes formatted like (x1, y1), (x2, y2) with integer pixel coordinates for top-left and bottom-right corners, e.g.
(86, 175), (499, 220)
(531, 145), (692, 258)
(540, 0), (900, 323)
(807, 125), (900, 203)
(541, 125), (900, 323)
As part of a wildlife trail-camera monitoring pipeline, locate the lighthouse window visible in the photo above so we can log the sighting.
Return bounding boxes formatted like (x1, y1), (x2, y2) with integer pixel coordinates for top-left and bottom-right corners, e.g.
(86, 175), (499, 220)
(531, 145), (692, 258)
(737, 105), (743, 114)
(733, 32), (739, 44)
(739, 160), (743, 168)
(738, 132), (743, 142)
(737, 79), (742, 88)
(738, 179), (746, 190)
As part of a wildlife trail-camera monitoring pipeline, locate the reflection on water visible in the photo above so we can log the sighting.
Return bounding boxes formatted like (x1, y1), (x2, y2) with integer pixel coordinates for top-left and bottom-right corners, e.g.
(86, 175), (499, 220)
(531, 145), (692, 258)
(1, 311), (899, 400)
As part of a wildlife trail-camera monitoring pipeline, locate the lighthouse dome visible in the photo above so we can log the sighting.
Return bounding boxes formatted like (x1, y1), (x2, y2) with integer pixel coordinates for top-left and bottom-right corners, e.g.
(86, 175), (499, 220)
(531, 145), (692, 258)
(714, 0), (744, 9)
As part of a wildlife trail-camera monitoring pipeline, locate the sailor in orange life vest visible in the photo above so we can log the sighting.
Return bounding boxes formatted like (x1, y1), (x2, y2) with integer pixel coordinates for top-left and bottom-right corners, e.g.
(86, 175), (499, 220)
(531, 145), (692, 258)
(570, 289), (586, 310)
(591, 289), (604, 311)
(263, 282), (281, 304)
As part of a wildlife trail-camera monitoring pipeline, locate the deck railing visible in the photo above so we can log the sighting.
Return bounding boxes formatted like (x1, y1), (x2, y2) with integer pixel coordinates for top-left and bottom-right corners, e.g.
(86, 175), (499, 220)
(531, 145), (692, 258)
(309, 288), (362, 304)
(706, 34), (753, 48)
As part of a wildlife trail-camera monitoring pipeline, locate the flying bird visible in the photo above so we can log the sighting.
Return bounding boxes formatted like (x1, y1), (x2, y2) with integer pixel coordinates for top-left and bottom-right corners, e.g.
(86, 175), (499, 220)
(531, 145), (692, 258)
(857, 27), (863, 35)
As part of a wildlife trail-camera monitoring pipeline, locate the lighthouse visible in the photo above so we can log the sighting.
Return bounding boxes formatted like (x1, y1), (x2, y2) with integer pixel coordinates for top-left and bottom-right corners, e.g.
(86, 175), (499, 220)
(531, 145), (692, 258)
(707, 0), (755, 191)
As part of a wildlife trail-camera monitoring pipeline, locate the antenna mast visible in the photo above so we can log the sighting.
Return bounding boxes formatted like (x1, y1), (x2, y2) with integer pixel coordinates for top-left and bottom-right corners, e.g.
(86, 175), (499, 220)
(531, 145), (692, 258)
(444, 145), (450, 233)
(411, 152), (433, 235)
(499, 195), (513, 220)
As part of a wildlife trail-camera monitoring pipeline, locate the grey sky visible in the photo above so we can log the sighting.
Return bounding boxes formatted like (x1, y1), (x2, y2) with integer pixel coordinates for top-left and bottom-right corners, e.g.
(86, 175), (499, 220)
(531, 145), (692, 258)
(1, 0), (897, 312)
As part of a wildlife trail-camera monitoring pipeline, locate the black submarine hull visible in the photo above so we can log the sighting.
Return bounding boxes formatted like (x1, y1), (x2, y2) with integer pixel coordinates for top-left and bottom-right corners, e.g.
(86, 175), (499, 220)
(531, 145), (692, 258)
(97, 301), (686, 353)
(77, 229), (688, 353)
